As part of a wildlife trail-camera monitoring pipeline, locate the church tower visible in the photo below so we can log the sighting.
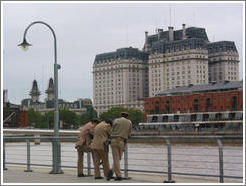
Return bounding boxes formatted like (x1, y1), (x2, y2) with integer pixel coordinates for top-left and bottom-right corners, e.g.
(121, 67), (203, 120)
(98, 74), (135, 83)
(29, 80), (41, 102)
(45, 78), (54, 101)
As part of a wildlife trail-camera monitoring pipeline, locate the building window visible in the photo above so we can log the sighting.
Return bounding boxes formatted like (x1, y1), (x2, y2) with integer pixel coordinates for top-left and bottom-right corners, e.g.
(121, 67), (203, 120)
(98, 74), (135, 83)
(205, 98), (211, 112)
(155, 101), (160, 114)
(165, 100), (170, 113)
(194, 99), (199, 112)
(232, 96), (237, 110)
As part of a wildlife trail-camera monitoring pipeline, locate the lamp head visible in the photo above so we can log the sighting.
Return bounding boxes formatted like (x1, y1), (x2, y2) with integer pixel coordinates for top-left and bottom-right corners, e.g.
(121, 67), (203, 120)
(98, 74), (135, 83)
(18, 38), (32, 51)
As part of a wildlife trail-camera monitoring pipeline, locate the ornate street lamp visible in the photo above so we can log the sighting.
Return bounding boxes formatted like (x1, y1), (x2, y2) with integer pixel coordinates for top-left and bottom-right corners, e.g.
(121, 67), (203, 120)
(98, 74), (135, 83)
(18, 21), (62, 174)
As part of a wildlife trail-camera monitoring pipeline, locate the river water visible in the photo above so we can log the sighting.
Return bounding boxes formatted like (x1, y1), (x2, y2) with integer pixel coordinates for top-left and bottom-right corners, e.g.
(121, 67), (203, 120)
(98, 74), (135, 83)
(5, 142), (243, 181)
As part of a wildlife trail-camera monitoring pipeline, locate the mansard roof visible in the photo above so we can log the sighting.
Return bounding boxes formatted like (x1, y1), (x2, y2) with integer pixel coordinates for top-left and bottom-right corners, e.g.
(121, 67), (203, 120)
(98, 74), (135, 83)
(207, 41), (238, 53)
(94, 47), (149, 64)
(151, 38), (208, 54)
(147, 27), (209, 46)
(155, 81), (243, 97)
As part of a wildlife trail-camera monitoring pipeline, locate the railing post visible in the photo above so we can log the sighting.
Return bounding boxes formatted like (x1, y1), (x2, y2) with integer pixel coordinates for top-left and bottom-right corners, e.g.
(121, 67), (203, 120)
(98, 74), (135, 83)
(3, 140), (7, 170)
(217, 139), (224, 183)
(50, 138), (55, 173)
(123, 143), (130, 179)
(87, 152), (91, 176)
(164, 138), (175, 183)
(24, 139), (32, 172)
(50, 137), (63, 174)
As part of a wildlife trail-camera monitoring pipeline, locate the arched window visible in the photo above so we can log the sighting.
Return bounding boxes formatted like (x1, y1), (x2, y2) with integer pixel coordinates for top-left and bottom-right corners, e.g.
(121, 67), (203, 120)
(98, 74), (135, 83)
(232, 96), (237, 110)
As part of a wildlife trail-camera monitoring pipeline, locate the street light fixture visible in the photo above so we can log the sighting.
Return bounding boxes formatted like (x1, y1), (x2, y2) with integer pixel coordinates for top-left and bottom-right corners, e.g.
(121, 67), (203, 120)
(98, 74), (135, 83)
(18, 38), (32, 51)
(18, 21), (63, 174)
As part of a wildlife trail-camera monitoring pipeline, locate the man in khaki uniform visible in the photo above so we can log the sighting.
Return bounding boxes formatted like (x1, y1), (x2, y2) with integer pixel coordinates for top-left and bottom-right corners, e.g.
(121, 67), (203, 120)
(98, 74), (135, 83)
(75, 118), (100, 177)
(110, 112), (132, 181)
(91, 120), (112, 180)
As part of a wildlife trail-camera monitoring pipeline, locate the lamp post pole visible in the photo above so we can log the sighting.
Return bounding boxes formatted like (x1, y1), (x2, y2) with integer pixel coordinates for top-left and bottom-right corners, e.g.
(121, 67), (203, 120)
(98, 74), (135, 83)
(18, 21), (62, 174)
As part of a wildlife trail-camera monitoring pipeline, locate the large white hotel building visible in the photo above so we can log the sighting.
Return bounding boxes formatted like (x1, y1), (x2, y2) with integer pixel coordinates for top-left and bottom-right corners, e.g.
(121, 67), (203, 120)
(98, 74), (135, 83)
(93, 24), (239, 114)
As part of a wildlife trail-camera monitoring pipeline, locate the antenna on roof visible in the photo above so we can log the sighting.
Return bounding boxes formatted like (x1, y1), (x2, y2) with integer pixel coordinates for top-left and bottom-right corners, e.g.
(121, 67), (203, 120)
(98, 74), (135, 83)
(193, 10), (196, 26)
(169, 4), (172, 26)
(41, 65), (44, 101)
(213, 35), (215, 42)
(126, 24), (129, 46)
(154, 18), (159, 34)
(173, 7), (175, 28)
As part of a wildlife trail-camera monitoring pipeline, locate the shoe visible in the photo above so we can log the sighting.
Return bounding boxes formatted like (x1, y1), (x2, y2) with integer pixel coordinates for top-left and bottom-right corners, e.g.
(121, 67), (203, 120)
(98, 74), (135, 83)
(77, 173), (85, 177)
(114, 177), (123, 181)
(107, 169), (113, 181)
(95, 176), (103, 179)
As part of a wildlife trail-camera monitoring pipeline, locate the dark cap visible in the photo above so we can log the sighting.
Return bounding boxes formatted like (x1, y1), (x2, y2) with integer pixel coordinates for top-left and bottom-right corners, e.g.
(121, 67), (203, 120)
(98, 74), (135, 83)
(120, 112), (128, 118)
(91, 118), (100, 124)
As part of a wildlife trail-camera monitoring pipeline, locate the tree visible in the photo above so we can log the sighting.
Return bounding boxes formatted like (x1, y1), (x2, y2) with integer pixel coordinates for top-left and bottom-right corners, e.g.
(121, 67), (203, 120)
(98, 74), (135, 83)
(78, 105), (98, 126)
(28, 106), (98, 129)
(99, 107), (144, 129)
(59, 109), (79, 129)
(28, 108), (47, 128)
(128, 108), (145, 129)
(44, 111), (54, 129)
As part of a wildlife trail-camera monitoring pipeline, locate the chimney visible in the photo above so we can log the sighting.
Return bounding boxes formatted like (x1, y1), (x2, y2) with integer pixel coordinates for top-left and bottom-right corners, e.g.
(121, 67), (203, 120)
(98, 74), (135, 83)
(3, 90), (8, 103)
(143, 31), (149, 52)
(168, 26), (174, 41)
(182, 24), (186, 40)
(145, 31), (148, 41)
(157, 29), (163, 40)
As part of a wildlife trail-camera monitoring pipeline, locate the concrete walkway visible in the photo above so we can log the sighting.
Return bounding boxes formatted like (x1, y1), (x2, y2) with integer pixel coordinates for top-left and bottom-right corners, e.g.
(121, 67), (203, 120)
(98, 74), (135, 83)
(3, 165), (241, 184)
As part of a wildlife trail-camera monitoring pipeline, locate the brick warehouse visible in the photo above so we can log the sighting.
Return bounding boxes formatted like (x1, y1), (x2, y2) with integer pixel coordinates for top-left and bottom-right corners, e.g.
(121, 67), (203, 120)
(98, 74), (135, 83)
(144, 81), (243, 115)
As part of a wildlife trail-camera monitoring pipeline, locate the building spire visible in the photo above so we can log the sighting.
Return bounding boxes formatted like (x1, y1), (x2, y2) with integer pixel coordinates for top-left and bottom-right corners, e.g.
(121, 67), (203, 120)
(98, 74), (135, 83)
(45, 77), (55, 101)
(29, 79), (41, 102)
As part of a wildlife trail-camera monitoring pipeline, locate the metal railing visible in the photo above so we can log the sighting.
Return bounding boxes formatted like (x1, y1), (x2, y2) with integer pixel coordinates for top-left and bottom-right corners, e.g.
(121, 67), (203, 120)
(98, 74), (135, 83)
(3, 135), (243, 183)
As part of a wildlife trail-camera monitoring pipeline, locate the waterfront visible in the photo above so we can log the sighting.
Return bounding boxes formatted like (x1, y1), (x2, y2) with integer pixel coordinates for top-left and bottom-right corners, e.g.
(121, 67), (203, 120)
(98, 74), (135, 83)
(5, 141), (243, 182)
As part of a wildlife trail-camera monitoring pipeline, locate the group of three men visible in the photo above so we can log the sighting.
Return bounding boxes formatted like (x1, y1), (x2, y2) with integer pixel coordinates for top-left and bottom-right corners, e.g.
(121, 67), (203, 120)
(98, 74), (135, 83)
(75, 112), (132, 181)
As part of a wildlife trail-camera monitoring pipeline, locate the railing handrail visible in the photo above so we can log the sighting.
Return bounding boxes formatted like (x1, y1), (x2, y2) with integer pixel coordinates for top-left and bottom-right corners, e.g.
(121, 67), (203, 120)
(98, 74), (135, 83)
(3, 135), (243, 140)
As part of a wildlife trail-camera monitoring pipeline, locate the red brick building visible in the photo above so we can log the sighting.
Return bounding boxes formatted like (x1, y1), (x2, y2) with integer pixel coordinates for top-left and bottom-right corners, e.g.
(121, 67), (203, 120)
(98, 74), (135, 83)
(3, 103), (28, 128)
(145, 81), (243, 115)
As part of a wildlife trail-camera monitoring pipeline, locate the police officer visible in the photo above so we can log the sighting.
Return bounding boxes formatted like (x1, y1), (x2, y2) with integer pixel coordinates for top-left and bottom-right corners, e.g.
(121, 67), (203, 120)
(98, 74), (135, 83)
(75, 118), (100, 177)
(109, 112), (132, 181)
(91, 119), (112, 180)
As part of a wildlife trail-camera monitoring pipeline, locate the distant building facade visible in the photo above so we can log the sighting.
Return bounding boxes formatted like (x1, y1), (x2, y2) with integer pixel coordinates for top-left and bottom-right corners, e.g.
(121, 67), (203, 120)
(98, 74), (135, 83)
(207, 41), (239, 83)
(93, 24), (240, 114)
(143, 24), (239, 97)
(144, 81), (243, 115)
(21, 78), (92, 115)
(3, 90), (28, 128)
(93, 47), (149, 114)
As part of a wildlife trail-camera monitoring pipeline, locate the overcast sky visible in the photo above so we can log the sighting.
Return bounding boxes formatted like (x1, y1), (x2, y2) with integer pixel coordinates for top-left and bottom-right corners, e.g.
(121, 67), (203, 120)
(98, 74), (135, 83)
(2, 2), (244, 104)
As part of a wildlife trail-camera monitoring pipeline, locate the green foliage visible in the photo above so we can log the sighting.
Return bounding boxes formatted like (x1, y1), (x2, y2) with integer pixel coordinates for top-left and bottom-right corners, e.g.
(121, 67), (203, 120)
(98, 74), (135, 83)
(28, 106), (98, 129)
(59, 109), (79, 128)
(44, 111), (54, 128)
(28, 108), (45, 128)
(99, 107), (144, 129)
(60, 109), (76, 123)
(79, 105), (98, 126)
